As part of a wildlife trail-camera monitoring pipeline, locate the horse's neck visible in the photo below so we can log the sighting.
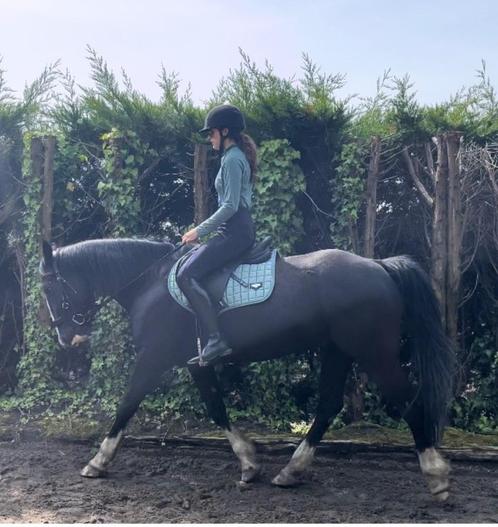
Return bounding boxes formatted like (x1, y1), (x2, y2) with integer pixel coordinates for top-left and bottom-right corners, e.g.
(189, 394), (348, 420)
(97, 257), (149, 301)
(71, 240), (173, 301)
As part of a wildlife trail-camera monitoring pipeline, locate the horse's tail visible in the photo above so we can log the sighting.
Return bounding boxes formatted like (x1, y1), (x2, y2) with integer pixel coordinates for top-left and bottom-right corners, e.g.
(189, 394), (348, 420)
(377, 255), (456, 445)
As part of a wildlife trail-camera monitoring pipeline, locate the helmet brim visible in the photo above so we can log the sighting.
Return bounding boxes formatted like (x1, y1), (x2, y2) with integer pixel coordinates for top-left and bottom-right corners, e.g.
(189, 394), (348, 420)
(199, 126), (211, 134)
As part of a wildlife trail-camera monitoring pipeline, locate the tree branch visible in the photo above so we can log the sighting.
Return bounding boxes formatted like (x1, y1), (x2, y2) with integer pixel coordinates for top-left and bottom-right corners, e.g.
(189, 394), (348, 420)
(402, 146), (433, 207)
(425, 142), (436, 185)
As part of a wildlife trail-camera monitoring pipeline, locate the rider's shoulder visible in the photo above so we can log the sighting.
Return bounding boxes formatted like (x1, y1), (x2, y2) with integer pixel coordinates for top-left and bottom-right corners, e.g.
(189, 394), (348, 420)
(222, 146), (246, 168)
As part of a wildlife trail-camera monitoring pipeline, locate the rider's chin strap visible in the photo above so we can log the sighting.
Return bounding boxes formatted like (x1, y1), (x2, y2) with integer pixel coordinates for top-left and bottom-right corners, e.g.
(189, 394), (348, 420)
(218, 128), (229, 157)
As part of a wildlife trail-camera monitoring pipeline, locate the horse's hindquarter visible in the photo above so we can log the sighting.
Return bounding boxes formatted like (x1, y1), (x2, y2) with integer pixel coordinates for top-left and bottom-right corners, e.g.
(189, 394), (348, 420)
(309, 249), (403, 361)
(220, 249), (403, 363)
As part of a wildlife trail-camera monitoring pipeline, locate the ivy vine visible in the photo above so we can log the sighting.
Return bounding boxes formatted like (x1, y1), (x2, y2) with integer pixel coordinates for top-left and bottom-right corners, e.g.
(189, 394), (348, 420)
(253, 139), (306, 255)
(15, 133), (60, 408)
(330, 140), (367, 251)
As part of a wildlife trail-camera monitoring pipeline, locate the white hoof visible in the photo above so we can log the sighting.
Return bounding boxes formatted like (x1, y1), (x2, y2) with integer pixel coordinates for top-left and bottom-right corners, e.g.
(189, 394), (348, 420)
(428, 477), (450, 501)
(80, 463), (106, 478)
(418, 447), (451, 502)
(271, 469), (299, 487)
(433, 490), (450, 502)
(241, 464), (261, 483)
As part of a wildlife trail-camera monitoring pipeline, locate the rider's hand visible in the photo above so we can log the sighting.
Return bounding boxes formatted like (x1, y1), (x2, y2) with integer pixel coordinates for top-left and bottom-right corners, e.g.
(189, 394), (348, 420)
(182, 228), (199, 244)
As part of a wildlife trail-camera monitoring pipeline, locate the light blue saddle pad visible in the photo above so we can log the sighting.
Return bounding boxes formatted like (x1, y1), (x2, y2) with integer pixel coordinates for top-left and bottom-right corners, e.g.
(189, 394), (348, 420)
(168, 249), (278, 314)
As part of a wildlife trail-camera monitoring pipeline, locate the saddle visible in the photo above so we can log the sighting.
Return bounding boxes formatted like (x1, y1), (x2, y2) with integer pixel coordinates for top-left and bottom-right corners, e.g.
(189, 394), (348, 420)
(169, 236), (277, 313)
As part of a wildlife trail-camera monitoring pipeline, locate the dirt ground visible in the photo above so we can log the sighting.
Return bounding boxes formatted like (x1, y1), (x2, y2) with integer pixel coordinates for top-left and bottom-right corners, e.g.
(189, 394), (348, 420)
(0, 434), (496, 524)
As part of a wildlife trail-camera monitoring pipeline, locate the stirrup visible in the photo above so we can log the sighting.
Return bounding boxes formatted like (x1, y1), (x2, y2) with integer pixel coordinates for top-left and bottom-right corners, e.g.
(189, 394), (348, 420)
(187, 355), (204, 366)
(187, 335), (233, 367)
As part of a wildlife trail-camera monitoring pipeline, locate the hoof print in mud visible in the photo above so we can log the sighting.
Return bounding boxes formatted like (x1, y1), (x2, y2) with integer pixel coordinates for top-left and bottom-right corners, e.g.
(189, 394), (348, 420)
(80, 463), (107, 478)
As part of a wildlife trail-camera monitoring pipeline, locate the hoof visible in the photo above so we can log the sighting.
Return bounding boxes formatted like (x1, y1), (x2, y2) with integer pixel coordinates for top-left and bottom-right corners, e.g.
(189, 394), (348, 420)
(433, 490), (450, 502)
(80, 463), (106, 478)
(428, 477), (450, 502)
(271, 470), (299, 487)
(241, 465), (261, 483)
(431, 483), (450, 502)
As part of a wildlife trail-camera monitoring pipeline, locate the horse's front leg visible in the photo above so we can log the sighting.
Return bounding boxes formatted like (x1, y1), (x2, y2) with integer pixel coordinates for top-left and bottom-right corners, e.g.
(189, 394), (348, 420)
(81, 353), (165, 478)
(189, 365), (261, 483)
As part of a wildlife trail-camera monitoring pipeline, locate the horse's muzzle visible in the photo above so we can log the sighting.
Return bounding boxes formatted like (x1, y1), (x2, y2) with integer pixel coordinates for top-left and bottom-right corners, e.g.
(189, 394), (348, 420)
(71, 334), (90, 347)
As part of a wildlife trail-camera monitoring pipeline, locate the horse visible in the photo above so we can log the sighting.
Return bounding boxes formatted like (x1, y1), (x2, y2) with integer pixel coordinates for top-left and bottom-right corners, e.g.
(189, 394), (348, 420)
(39, 237), (455, 501)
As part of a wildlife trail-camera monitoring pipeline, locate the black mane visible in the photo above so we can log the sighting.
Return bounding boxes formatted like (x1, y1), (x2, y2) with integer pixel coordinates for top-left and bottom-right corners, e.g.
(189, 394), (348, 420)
(55, 238), (176, 295)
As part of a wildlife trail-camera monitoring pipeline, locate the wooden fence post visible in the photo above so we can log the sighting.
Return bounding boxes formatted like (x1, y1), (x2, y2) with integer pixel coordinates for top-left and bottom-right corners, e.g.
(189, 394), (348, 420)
(350, 136), (381, 422)
(446, 131), (463, 346)
(363, 136), (381, 258)
(404, 133), (463, 350)
(31, 136), (56, 326)
(432, 135), (448, 324)
(41, 136), (56, 243)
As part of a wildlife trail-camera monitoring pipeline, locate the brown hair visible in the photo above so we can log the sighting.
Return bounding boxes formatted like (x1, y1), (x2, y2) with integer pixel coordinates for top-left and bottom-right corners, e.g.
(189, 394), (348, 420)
(233, 132), (257, 184)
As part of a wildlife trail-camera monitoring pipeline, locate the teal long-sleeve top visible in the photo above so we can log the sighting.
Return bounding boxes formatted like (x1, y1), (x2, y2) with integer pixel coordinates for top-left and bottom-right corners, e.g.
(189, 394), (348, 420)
(196, 145), (253, 240)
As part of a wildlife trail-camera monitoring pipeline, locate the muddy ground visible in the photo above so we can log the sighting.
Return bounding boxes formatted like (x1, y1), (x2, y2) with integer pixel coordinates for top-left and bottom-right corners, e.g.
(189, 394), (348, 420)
(0, 433), (496, 523)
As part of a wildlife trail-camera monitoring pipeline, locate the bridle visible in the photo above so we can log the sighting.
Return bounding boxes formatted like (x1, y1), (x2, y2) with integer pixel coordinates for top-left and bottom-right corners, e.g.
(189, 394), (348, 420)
(42, 241), (187, 330)
(42, 256), (101, 328)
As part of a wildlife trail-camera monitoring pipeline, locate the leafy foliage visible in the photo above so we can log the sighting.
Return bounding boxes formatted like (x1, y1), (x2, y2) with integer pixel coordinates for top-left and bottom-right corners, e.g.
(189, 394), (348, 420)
(253, 139), (305, 255)
(15, 134), (60, 408)
(0, 52), (497, 435)
(330, 140), (367, 251)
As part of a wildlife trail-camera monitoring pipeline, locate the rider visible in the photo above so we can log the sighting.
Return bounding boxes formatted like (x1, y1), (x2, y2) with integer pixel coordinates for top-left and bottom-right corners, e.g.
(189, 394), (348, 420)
(177, 104), (257, 365)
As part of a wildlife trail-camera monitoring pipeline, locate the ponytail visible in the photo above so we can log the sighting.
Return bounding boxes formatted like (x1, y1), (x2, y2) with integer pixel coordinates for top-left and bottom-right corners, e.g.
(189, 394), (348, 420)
(233, 132), (258, 184)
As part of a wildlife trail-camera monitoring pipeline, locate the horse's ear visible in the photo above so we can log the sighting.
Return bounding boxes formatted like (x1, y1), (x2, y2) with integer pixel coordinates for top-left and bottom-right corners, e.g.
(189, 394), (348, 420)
(42, 240), (53, 268)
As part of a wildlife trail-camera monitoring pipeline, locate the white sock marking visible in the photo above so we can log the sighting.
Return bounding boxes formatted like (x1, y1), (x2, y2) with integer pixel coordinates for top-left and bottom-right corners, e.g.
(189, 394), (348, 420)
(286, 440), (316, 474)
(225, 428), (256, 471)
(90, 431), (123, 470)
(418, 447), (450, 499)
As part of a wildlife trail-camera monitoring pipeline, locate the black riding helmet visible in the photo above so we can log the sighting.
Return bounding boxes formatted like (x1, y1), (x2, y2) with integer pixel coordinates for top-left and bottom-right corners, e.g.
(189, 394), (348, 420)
(199, 104), (245, 134)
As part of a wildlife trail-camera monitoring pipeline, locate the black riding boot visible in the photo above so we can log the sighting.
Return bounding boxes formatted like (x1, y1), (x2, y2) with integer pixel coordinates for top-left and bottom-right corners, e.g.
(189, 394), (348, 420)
(180, 277), (233, 366)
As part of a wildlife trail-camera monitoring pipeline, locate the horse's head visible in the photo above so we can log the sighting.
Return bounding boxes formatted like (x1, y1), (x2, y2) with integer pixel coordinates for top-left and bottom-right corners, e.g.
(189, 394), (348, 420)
(40, 240), (96, 349)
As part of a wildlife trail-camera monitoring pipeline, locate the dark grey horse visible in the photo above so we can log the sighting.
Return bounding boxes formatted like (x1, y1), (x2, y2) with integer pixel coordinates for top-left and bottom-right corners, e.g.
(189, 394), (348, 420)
(40, 238), (455, 501)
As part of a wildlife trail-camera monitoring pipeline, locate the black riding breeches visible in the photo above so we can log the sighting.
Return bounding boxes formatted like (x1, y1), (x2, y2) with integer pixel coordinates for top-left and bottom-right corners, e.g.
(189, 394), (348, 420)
(177, 207), (256, 283)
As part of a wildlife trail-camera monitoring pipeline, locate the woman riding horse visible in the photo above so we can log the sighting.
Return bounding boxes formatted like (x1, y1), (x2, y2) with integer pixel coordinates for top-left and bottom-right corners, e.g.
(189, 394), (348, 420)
(177, 104), (258, 365)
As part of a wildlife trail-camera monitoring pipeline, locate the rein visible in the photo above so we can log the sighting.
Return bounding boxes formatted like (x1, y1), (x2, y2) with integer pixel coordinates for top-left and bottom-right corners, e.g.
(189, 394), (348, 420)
(43, 241), (187, 329)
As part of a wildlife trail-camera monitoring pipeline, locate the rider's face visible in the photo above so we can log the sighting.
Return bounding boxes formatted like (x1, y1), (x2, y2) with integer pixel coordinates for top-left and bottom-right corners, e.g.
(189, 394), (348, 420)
(208, 128), (227, 151)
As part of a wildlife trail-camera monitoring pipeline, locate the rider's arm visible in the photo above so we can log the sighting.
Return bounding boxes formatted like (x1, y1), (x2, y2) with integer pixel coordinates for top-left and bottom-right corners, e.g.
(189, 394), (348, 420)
(195, 156), (243, 240)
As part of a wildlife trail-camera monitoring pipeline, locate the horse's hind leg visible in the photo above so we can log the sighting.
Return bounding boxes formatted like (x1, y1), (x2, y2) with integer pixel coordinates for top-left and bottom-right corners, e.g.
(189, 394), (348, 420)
(81, 352), (165, 478)
(371, 362), (451, 502)
(272, 347), (351, 487)
(188, 364), (261, 483)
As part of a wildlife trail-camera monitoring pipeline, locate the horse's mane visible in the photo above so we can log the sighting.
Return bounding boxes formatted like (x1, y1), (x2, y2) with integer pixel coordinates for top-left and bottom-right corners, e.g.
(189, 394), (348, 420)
(55, 238), (176, 293)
